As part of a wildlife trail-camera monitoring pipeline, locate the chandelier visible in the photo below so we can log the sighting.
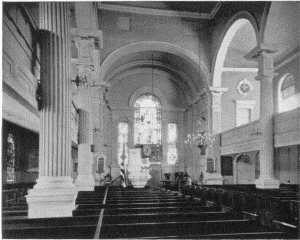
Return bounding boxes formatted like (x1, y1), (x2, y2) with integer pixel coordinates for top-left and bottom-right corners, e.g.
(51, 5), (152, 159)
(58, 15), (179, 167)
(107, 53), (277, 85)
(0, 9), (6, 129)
(184, 119), (214, 149)
(184, 13), (214, 149)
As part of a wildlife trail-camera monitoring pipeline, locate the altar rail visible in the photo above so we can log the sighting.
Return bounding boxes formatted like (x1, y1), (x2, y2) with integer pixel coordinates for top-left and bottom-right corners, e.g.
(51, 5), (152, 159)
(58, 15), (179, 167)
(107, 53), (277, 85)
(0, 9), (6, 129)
(220, 108), (300, 155)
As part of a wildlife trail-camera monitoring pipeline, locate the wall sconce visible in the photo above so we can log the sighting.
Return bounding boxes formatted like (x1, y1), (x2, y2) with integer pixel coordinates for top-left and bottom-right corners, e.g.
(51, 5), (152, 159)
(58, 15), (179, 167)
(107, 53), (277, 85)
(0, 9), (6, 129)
(71, 74), (89, 89)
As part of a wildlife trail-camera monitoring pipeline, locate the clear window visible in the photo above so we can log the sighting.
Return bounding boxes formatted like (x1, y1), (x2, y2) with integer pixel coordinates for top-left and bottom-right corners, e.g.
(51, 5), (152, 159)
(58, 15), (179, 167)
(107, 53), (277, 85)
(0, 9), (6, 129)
(167, 123), (178, 164)
(279, 74), (299, 113)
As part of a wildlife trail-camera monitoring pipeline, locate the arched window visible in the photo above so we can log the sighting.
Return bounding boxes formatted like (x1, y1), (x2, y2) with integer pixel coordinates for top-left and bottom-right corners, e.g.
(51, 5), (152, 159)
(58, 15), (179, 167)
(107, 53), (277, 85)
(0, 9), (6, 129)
(6, 133), (16, 182)
(278, 74), (299, 113)
(281, 74), (295, 99)
(134, 94), (161, 145)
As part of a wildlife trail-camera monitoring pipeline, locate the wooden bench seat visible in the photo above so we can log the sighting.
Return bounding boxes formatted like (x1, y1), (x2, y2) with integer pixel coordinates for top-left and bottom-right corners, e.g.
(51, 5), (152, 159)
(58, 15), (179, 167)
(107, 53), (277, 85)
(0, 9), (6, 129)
(105, 198), (182, 204)
(99, 219), (285, 239)
(3, 215), (99, 228)
(103, 212), (239, 224)
(3, 225), (97, 239)
(104, 205), (222, 214)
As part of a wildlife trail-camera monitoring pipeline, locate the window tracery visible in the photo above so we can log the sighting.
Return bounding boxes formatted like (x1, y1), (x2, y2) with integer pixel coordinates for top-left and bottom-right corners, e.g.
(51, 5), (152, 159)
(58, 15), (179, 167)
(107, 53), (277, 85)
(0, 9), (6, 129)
(134, 94), (161, 145)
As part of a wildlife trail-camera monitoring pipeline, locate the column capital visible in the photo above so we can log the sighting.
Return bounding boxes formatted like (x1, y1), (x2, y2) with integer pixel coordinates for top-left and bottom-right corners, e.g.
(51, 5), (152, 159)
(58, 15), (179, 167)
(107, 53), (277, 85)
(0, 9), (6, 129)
(244, 42), (279, 59)
(245, 43), (281, 80)
(71, 28), (103, 48)
(209, 87), (228, 109)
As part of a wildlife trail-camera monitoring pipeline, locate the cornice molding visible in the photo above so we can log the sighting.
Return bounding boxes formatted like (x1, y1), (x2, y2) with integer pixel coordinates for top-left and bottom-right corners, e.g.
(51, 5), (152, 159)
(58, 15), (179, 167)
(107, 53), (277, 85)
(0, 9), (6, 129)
(98, 3), (218, 20)
(222, 67), (258, 72)
(110, 106), (185, 112)
(275, 48), (299, 70)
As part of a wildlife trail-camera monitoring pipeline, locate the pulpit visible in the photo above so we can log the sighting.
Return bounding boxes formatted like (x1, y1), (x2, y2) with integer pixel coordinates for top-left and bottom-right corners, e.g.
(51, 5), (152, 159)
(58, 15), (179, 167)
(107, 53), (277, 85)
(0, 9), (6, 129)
(127, 149), (151, 188)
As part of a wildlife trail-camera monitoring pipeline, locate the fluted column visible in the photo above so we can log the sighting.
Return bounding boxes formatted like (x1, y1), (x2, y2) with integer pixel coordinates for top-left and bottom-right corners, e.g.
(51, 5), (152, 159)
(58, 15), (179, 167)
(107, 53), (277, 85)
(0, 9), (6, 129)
(26, 2), (77, 218)
(246, 43), (280, 189)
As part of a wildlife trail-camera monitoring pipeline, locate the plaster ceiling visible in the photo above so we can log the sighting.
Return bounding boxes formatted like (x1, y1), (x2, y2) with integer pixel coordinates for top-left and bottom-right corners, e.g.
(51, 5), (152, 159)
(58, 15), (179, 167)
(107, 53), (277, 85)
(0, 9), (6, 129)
(105, 50), (202, 97)
(224, 21), (258, 68)
(102, 1), (219, 14)
(264, 1), (299, 60)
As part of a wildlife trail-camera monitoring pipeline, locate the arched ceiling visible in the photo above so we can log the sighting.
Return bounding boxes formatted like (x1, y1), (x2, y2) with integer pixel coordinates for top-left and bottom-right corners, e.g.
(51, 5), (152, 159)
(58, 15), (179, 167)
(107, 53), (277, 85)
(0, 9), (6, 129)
(100, 41), (210, 100)
(224, 21), (257, 68)
(105, 50), (201, 100)
(263, 1), (299, 61)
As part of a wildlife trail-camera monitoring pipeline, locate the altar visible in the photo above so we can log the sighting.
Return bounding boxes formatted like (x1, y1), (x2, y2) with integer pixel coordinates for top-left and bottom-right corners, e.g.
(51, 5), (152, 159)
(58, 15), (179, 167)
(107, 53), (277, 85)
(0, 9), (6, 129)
(127, 148), (151, 188)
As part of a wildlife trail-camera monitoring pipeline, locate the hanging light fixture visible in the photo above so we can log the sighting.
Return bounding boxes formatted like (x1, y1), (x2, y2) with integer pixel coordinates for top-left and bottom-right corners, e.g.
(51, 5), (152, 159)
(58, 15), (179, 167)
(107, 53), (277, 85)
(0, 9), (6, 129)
(184, 11), (214, 150)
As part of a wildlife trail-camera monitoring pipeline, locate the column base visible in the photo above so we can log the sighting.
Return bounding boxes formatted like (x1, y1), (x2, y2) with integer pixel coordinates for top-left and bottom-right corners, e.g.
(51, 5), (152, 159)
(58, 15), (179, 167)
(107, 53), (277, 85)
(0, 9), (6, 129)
(26, 177), (77, 218)
(75, 174), (96, 191)
(255, 177), (280, 189)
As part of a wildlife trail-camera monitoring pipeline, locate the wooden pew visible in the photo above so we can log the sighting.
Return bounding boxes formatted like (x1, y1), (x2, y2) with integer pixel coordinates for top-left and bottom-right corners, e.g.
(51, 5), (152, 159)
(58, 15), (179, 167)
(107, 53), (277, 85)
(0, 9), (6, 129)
(3, 188), (108, 239)
(100, 219), (287, 239)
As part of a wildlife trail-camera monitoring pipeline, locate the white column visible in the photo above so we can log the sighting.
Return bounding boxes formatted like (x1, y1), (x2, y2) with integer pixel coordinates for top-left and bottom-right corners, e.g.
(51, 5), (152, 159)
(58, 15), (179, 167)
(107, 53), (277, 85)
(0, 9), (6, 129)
(246, 43), (280, 189)
(75, 104), (95, 191)
(204, 87), (228, 185)
(91, 85), (110, 177)
(26, 2), (77, 218)
(71, 2), (104, 188)
(209, 87), (228, 135)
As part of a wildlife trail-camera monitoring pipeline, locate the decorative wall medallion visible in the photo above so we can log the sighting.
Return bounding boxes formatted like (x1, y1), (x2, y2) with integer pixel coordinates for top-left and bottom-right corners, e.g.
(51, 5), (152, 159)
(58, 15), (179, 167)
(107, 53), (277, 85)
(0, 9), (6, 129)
(237, 78), (253, 96)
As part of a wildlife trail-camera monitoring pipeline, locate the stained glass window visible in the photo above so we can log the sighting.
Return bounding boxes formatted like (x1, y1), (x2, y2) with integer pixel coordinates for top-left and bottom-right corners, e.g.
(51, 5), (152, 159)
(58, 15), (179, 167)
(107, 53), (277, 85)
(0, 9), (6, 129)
(167, 123), (178, 164)
(118, 122), (129, 165)
(7, 133), (16, 182)
(134, 94), (161, 145)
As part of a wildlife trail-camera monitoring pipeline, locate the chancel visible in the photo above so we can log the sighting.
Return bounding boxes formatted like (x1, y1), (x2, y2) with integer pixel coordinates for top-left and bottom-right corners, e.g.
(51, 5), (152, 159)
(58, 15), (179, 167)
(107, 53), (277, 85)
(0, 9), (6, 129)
(2, 1), (299, 239)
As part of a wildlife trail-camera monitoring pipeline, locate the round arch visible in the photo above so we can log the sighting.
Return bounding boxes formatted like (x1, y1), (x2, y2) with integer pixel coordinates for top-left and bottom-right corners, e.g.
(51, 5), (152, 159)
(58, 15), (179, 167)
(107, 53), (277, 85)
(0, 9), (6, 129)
(128, 86), (168, 108)
(212, 12), (259, 87)
(110, 67), (190, 104)
(233, 153), (254, 184)
(98, 41), (211, 91)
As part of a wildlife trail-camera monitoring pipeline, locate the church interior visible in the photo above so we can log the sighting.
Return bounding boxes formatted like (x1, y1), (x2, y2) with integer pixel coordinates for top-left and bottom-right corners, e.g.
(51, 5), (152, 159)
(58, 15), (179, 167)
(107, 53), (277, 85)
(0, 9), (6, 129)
(2, 1), (300, 239)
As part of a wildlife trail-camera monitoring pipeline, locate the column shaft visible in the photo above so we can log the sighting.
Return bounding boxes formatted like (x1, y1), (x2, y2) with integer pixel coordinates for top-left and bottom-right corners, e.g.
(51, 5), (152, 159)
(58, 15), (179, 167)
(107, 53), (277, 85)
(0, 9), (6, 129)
(75, 96), (95, 191)
(245, 44), (280, 189)
(39, 2), (71, 178)
(26, 3), (77, 218)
